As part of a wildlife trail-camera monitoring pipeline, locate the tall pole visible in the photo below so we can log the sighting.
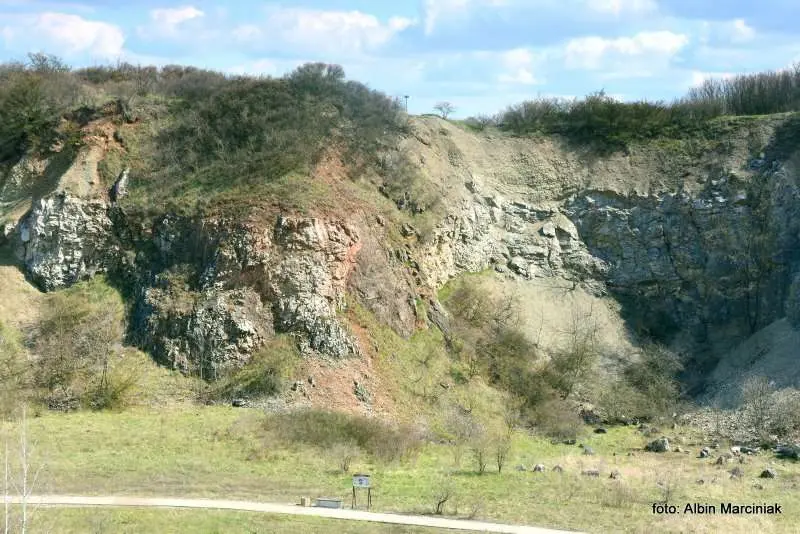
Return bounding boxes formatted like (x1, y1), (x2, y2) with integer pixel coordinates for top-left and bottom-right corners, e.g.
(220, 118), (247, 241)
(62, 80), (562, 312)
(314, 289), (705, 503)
(404, 95), (409, 113)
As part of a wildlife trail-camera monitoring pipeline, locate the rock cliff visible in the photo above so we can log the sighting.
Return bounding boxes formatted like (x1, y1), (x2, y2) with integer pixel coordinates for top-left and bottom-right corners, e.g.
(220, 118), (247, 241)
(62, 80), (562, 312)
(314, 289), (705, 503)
(3, 114), (800, 394)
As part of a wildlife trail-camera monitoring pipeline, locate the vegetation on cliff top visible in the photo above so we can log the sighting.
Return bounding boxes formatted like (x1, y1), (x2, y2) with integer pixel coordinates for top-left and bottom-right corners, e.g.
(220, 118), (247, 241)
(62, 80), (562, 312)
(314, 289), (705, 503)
(467, 64), (800, 152)
(0, 54), (417, 215)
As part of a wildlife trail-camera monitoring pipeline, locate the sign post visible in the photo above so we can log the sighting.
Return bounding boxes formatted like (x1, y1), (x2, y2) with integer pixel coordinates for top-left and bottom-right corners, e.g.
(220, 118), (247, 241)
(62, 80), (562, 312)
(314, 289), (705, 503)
(351, 474), (372, 510)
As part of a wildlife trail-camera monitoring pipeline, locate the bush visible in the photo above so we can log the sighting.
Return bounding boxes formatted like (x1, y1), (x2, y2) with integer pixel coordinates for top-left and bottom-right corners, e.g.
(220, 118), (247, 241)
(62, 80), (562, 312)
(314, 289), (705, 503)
(463, 115), (495, 131)
(498, 65), (800, 152)
(211, 336), (298, 400)
(82, 361), (138, 411)
(330, 441), (362, 473)
(0, 321), (31, 420)
(606, 343), (683, 421)
(264, 410), (423, 462)
(31, 278), (127, 410)
(442, 281), (554, 415)
(785, 274), (800, 329)
(431, 472), (457, 515)
(0, 53), (90, 162)
(530, 398), (584, 440)
(766, 387), (800, 437)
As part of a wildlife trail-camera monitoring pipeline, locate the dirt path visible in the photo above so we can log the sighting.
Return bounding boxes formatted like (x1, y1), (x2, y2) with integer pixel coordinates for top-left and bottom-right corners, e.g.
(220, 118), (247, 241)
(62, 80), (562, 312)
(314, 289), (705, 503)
(8, 495), (582, 534)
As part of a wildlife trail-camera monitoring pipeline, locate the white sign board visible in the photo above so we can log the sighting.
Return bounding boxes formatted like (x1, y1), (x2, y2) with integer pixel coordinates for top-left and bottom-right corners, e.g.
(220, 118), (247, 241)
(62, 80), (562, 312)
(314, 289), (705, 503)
(352, 474), (371, 488)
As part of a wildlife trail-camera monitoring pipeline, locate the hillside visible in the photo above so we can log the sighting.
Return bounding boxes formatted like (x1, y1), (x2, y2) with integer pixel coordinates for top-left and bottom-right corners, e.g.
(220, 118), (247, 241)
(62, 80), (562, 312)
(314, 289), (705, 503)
(4, 57), (800, 534)
(2, 58), (800, 429)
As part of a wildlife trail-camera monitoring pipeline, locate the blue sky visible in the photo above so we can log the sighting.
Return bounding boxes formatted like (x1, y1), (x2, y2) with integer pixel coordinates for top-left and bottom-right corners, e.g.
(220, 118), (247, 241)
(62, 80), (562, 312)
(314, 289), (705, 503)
(2, 0), (800, 117)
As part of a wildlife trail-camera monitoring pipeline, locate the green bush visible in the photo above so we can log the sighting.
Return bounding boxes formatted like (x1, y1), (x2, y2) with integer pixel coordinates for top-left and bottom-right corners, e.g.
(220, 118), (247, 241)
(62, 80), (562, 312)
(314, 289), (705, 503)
(32, 278), (128, 410)
(82, 362), (138, 411)
(211, 336), (298, 400)
(497, 65), (800, 152)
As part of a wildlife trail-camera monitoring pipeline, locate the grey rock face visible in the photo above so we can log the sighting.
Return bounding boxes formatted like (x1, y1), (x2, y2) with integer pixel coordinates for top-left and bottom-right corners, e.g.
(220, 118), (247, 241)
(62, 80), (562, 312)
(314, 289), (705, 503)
(13, 195), (362, 374)
(14, 193), (114, 291)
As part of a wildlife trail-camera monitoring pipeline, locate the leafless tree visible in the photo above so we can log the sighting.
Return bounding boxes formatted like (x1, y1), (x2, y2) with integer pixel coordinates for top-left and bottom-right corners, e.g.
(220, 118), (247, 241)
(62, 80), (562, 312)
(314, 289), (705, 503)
(3, 407), (43, 534)
(432, 473), (456, 515)
(434, 102), (456, 119)
(494, 436), (511, 473)
(4, 436), (9, 534)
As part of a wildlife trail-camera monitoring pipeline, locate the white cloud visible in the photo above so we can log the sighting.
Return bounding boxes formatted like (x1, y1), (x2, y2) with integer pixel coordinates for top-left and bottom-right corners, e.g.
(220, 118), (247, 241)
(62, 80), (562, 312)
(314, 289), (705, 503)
(424, 0), (470, 35)
(423, 0), (512, 35)
(141, 5), (205, 38)
(565, 31), (688, 70)
(423, 0), (654, 35)
(497, 48), (540, 84)
(1, 12), (125, 58)
(585, 0), (657, 16)
(730, 19), (755, 42)
(234, 8), (416, 56)
(699, 18), (756, 46)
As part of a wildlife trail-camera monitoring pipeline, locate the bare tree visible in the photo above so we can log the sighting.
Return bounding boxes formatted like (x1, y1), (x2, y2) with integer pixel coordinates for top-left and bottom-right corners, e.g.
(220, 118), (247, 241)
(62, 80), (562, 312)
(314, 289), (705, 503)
(434, 102), (456, 119)
(494, 436), (511, 473)
(3, 407), (43, 534)
(741, 375), (774, 434)
(4, 436), (9, 534)
(548, 305), (600, 399)
(432, 473), (456, 515)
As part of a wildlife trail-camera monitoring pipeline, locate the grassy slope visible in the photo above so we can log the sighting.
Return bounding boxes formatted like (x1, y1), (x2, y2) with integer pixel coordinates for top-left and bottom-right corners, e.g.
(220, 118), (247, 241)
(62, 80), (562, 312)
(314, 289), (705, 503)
(3, 407), (798, 534)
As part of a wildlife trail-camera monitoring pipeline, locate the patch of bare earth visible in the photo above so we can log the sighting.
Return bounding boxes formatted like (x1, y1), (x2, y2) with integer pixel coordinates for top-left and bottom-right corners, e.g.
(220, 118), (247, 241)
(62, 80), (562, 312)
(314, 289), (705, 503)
(289, 320), (395, 419)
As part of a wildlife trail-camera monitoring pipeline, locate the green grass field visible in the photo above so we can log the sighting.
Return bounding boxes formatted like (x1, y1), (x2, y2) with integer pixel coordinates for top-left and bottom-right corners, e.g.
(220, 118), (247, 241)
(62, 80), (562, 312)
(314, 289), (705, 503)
(3, 407), (798, 534)
(18, 507), (472, 534)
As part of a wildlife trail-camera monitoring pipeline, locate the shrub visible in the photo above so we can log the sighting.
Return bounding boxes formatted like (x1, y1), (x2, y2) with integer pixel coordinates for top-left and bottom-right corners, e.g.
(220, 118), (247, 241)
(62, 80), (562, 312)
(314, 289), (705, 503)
(785, 274), (800, 329)
(494, 434), (511, 473)
(330, 441), (362, 473)
(264, 410), (423, 462)
(530, 398), (584, 440)
(82, 361), (138, 411)
(620, 344), (683, 420)
(431, 472), (457, 515)
(211, 336), (298, 400)
(31, 278), (126, 410)
(470, 435), (490, 474)
(463, 115), (494, 131)
(498, 65), (800, 152)
(0, 321), (31, 420)
(767, 387), (800, 437)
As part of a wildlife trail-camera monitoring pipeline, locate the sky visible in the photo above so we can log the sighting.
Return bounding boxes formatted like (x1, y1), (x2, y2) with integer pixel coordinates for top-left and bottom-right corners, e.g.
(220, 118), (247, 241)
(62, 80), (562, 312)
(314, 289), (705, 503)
(2, 0), (800, 117)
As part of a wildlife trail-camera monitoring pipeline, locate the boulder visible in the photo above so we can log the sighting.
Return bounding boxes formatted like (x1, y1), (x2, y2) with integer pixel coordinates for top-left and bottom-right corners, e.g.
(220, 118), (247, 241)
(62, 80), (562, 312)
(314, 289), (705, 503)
(760, 468), (777, 479)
